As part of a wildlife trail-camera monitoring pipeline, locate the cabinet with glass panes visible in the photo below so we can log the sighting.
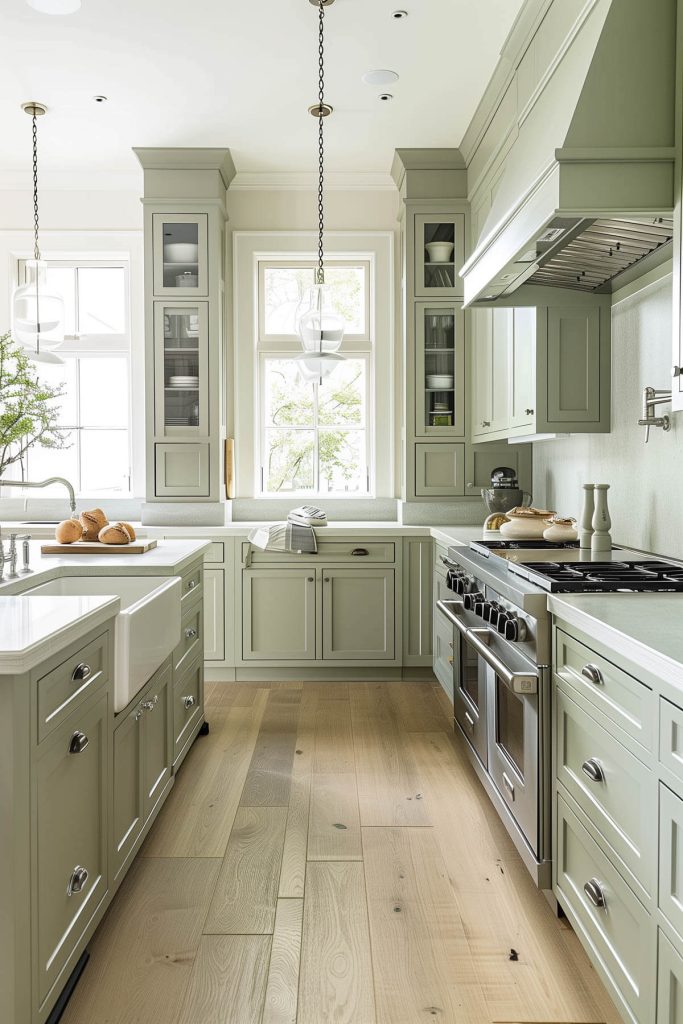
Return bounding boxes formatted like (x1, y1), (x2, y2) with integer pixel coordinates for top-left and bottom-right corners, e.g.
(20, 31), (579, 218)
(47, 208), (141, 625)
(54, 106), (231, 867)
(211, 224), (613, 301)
(414, 213), (465, 298)
(153, 303), (209, 436)
(415, 303), (465, 436)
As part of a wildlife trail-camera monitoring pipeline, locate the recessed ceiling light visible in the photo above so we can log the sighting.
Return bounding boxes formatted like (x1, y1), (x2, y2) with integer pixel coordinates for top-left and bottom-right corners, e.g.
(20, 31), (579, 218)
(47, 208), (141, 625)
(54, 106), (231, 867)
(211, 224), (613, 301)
(379, 93), (394, 102)
(362, 69), (399, 87)
(93, 95), (107, 103)
(392, 10), (408, 18)
(26, 0), (81, 12)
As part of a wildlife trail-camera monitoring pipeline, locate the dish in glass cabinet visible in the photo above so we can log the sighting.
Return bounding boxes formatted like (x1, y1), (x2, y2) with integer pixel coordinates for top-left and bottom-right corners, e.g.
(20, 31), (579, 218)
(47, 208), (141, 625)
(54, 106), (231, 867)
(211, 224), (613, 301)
(164, 242), (198, 263)
(425, 241), (454, 264)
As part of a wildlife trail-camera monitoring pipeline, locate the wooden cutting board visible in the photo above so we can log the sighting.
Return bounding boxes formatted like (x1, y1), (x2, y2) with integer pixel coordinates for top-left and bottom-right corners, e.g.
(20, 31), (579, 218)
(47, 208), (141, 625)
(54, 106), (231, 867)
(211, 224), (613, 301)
(41, 539), (158, 555)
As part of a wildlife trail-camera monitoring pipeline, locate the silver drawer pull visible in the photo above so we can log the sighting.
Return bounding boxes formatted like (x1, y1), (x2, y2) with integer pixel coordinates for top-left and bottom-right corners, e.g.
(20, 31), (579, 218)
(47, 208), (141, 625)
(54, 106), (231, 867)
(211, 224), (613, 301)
(581, 663), (604, 686)
(68, 731), (89, 755)
(583, 878), (606, 909)
(581, 757), (605, 783)
(141, 695), (159, 711)
(502, 771), (515, 801)
(351, 547), (369, 556)
(187, 579), (197, 590)
(67, 865), (89, 897)
(72, 662), (92, 682)
(185, 627), (198, 640)
(464, 711), (474, 730)
(183, 695), (196, 710)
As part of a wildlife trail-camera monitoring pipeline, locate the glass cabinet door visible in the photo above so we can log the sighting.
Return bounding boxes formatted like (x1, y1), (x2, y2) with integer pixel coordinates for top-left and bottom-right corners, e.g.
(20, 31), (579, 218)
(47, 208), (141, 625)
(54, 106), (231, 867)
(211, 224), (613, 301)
(153, 214), (208, 296)
(414, 214), (465, 297)
(154, 303), (209, 436)
(415, 304), (465, 436)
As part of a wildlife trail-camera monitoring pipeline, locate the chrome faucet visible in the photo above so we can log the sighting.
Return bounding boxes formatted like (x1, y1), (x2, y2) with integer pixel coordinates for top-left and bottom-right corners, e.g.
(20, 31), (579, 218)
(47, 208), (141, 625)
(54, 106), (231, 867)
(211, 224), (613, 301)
(0, 476), (77, 517)
(637, 386), (672, 442)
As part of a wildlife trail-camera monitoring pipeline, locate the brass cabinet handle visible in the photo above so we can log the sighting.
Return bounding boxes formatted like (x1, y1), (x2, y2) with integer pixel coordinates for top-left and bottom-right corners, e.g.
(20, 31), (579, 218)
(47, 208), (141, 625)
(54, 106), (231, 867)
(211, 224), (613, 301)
(72, 662), (92, 682)
(581, 663), (604, 686)
(185, 627), (198, 640)
(581, 758), (605, 783)
(183, 695), (196, 710)
(67, 865), (89, 897)
(583, 878), (606, 909)
(68, 731), (89, 755)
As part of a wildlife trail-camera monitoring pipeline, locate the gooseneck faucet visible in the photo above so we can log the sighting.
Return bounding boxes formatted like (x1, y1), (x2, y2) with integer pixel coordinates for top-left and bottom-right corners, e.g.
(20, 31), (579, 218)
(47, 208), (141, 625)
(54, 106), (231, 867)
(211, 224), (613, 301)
(0, 476), (77, 517)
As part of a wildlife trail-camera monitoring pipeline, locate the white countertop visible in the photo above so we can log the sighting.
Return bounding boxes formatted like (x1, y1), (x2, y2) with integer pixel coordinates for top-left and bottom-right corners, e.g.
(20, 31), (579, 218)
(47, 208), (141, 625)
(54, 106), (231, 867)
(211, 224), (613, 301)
(0, 595), (120, 674)
(548, 592), (683, 692)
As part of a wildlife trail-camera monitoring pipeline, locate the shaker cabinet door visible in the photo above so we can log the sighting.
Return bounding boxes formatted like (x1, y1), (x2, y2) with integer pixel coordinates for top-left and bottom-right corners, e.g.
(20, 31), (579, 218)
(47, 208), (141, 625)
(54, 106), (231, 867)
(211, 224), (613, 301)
(546, 306), (602, 425)
(322, 568), (395, 660)
(415, 443), (465, 497)
(242, 569), (316, 660)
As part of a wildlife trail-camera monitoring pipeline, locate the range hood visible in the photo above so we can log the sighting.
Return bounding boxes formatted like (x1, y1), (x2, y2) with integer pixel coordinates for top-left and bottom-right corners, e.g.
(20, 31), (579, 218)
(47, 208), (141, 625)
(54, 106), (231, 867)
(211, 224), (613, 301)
(461, 0), (676, 305)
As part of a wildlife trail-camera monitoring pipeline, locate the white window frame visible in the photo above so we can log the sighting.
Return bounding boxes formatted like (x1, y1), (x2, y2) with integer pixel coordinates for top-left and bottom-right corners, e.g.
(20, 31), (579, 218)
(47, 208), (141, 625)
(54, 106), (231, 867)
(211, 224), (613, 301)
(233, 231), (394, 500)
(12, 257), (133, 497)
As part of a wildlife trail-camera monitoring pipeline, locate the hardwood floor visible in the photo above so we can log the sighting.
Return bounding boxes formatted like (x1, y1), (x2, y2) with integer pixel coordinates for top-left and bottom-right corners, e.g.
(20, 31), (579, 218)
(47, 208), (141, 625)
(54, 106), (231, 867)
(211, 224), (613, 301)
(61, 680), (621, 1024)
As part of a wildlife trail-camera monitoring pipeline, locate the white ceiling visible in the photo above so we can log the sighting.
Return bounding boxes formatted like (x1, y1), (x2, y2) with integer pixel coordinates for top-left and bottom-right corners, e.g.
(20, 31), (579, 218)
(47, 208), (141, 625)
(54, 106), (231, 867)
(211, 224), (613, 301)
(0, 0), (524, 185)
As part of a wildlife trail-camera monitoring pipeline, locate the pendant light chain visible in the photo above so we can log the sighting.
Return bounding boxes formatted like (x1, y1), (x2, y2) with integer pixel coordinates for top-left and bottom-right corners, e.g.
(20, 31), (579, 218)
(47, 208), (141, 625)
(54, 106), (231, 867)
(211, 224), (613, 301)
(32, 111), (41, 262)
(317, 0), (325, 286)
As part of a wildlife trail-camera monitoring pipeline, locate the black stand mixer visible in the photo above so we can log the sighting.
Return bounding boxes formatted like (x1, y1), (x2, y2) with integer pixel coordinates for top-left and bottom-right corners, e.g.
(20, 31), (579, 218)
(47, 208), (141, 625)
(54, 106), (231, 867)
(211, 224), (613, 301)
(481, 466), (532, 530)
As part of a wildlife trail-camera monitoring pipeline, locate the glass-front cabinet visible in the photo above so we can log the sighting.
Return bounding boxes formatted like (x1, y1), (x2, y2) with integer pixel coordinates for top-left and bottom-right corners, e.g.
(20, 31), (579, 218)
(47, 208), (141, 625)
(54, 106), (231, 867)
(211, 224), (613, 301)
(153, 213), (208, 296)
(415, 303), (465, 436)
(414, 213), (465, 297)
(153, 303), (209, 436)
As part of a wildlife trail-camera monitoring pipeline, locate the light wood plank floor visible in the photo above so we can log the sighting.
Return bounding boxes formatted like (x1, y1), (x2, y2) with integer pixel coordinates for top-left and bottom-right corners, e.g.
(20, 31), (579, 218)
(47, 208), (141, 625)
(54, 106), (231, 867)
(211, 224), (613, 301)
(61, 680), (621, 1024)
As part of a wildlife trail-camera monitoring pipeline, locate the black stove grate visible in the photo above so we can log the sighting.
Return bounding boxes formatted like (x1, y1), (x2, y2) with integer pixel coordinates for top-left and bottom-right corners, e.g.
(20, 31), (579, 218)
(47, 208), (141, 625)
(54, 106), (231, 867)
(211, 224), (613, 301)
(509, 559), (683, 593)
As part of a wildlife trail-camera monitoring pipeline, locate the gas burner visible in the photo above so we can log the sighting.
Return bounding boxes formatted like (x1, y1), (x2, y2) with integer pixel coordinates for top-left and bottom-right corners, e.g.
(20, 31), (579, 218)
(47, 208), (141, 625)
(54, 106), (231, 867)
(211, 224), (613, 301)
(470, 539), (580, 557)
(508, 558), (683, 593)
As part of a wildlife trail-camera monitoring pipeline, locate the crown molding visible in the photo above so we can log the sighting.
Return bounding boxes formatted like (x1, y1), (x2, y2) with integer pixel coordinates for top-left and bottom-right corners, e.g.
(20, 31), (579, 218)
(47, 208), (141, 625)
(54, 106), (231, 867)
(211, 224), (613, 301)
(133, 147), (236, 187)
(230, 171), (396, 192)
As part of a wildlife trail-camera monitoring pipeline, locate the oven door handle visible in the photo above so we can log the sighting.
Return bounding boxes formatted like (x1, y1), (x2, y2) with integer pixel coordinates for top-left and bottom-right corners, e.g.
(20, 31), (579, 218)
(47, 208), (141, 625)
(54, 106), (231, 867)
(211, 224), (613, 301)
(465, 627), (538, 695)
(436, 599), (469, 637)
(440, 555), (462, 573)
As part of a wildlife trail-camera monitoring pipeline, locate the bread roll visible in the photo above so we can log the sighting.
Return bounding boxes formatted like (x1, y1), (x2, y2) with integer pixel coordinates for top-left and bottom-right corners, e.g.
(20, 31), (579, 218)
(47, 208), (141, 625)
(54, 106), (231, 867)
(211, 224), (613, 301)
(98, 522), (131, 545)
(119, 521), (136, 542)
(80, 507), (108, 542)
(55, 519), (84, 544)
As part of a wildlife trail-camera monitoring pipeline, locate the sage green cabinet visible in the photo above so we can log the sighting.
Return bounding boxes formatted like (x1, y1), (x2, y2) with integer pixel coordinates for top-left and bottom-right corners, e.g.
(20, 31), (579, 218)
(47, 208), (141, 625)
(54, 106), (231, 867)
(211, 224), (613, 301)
(34, 691), (108, 1006)
(152, 212), (209, 297)
(546, 306), (602, 426)
(464, 442), (532, 498)
(415, 303), (465, 436)
(509, 308), (536, 430)
(141, 660), (173, 820)
(112, 699), (143, 882)
(322, 568), (395, 660)
(154, 441), (210, 498)
(402, 537), (433, 667)
(173, 657), (203, 765)
(153, 301), (209, 438)
(659, 783), (683, 941)
(432, 568), (454, 698)
(203, 568), (225, 662)
(415, 443), (465, 496)
(658, 930), (683, 1023)
(242, 568), (316, 661)
(414, 213), (466, 298)
(471, 307), (511, 439)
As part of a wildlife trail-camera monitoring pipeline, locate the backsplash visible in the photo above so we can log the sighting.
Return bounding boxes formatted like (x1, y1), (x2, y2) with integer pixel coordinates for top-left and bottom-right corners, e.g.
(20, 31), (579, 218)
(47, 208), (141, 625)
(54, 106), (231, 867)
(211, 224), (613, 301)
(534, 269), (681, 558)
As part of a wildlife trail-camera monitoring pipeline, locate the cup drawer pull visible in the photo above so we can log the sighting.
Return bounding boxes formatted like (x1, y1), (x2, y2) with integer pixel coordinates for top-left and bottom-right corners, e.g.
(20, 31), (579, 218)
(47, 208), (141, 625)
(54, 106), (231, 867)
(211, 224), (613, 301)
(351, 548), (369, 556)
(67, 865), (89, 897)
(72, 662), (92, 682)
(583, 877), (606, 909)
(581, 757), (604, 783)
(581, 663), (604, 686)
(68, 731), (89, 755)
(185, 627), (198, 640)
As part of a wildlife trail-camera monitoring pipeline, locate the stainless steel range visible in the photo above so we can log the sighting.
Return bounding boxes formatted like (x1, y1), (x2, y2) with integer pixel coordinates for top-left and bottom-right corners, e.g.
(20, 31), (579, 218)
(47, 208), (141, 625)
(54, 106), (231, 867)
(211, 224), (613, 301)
(437, 538), (683, 892)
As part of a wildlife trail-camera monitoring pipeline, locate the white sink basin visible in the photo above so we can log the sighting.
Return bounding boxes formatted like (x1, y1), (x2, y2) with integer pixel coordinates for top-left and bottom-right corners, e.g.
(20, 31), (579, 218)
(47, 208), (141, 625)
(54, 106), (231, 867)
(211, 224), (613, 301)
(25, 576), (181, 712)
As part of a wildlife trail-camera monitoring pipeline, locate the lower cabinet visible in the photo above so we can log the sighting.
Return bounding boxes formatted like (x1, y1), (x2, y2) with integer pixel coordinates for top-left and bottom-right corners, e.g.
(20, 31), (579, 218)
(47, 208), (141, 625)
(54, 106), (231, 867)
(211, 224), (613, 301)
(242, 568), (317, 660)
(658, 930), (683, 1023)
(203, 567), (225, 662)
(173, 656), (203, 766)
(322, 568), (394, 660)
(34, 691), (108, 1007)
(432, 569), (454, 698)
(141, 661), (173, 820)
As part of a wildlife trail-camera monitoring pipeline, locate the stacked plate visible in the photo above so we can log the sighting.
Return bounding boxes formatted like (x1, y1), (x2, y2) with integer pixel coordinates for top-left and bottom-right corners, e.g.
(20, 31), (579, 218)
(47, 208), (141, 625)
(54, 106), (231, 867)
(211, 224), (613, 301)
(168, 375), (199, 389)
(426, 374), (454, 389)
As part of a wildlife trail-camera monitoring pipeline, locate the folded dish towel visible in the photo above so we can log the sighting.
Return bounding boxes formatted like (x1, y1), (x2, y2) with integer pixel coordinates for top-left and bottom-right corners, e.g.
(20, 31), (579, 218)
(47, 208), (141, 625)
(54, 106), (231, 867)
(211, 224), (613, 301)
(248, 522), (318, 555)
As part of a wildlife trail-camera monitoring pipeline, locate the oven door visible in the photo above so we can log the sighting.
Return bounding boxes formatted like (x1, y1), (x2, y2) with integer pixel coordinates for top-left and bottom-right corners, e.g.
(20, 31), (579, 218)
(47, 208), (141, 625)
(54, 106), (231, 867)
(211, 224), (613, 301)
(466, 626), (540, 854)
(437, 600), (488, 768)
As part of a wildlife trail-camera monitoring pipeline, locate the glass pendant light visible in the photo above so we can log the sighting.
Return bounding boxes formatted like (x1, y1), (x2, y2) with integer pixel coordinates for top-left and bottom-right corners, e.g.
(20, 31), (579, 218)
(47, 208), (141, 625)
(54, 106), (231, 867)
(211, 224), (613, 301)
(295, 0), (344, 383)
(12, 102), (65, 363)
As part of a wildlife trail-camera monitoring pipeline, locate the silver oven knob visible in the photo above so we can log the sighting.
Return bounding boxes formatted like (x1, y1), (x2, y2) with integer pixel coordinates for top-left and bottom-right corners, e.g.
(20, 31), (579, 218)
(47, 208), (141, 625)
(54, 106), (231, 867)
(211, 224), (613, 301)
(496, 611), (510, 634)
(504, 616), (528, 643)
(474, 598), (488, 618)
(463, 591), (484, 611)
(483, 601), (498, 624)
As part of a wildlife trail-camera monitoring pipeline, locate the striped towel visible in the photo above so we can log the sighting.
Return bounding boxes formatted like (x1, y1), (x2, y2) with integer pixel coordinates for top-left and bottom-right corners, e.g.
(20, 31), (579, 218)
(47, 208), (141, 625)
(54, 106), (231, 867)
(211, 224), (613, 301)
(248, 522), (318, 555)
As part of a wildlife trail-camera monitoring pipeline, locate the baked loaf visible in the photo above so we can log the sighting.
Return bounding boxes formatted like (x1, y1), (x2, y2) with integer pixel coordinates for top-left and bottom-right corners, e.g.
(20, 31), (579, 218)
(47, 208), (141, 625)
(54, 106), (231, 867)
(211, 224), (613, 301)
(55, 519), (84, 544)
(80, 507), (108, 541)
(119, 521), (136, 542)
(98, 522), (132, 545)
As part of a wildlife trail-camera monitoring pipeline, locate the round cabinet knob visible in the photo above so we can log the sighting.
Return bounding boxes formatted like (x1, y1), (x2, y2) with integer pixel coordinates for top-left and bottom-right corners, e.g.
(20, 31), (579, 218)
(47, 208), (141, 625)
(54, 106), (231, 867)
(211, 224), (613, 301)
(67, 865), (89, 897)
(185, 627), (198, 640)
(71, 662), (92, 683)
(183, 695), (196, 710)
(187, 579), (197, 591)
(307, 577), (314, 582)
(324, 577), (330, 583)
(525, 408), (534, 416)
(68, 731), (89, 755)
(141, 695), (159, 712)
(481, 420), (491, 428)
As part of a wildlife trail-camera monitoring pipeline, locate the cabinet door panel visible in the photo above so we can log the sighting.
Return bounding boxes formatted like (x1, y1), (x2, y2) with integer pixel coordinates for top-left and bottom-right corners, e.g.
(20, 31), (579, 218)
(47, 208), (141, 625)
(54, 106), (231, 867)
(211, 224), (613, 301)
(203, 568), (225, 662)
(415, 303), (465, 436)
(153, 302), (209, 437)
(242, 569), (316, 660)
(403, 538), (433, 664)
(471, 307), (493, 438)
(415, 443), (464, 497)
(510, 307), (536, 429)
(152, 213), (208, 297)
(141, 662), (172, 820)
(155, 442), (210, 497)
(490, 308), (512, 432)
(659, 783), (683, 940)
(35, 694), (108, 1003)
(173, 658), (203, 765)
(414, 213), (465, 297)
(112, 704), (143, 881)
(546, 306), (601, 424)
(464, 443), (532, 498)
(658, 929), (683, 1024)
(322, 568), (394, 660)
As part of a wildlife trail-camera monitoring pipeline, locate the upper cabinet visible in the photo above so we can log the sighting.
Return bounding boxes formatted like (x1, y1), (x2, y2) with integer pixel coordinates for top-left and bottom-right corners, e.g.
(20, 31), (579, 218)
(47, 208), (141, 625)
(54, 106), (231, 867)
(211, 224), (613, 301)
(152, 214), (208, 297)
(415, 214), (465, 298)
(415, 303), (465, 436)
(471, 295), (611, 443)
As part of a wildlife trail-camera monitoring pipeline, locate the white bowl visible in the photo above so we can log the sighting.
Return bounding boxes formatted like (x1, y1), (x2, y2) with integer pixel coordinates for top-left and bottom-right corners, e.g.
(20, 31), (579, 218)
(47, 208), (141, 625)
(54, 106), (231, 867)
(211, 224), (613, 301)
(426, 375), (454, 388)
(425, 241), (454, 264)
(164, 242), (198, 263)
(175, 273), (198, 287)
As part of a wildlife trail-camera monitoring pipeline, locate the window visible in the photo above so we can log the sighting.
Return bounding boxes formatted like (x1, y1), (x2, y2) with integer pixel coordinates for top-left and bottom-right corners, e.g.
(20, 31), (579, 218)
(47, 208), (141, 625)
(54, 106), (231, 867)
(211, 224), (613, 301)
(7, 261), (131, 496)
(257, 260), (372, 496)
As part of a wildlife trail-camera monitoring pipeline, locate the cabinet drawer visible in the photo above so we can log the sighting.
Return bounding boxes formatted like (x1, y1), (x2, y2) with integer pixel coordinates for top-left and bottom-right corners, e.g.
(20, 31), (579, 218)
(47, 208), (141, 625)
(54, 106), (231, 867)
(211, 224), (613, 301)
(173, 657), (203, 761)
(243, 540), (395, 564)
(34, 693), (108, 1004)
(659, 783), (683, 940)
(657, 929), (683, 1023)
(659, 697), (683, 789)
(37, 630), (109, 743)
(174, 599), (202, 676)
(180, 562), (203, 603)
(554, 627), (653, 752)
(556, 685), (655, 896)
(556, 793), (654, 1024)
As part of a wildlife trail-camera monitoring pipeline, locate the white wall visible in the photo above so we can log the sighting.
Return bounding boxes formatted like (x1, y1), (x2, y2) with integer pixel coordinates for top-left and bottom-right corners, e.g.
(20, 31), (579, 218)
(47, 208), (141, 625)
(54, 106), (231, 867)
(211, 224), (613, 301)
(533, 268), (681, 557)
